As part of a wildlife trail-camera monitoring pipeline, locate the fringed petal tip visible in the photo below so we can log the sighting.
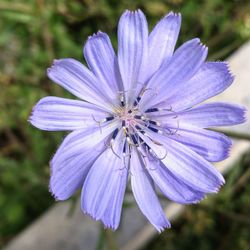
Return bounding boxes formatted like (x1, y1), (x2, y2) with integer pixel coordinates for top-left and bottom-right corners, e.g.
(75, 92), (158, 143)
(28, 98), (42, 122)
(47, 59), (61, 73)
(226, 137), (233, 157)
(213, 184), (224, 194)
(217, 173), (226, 187)
(81, 209), (100, 221)
(183, 193), (207, 204)
(188, 193), (211, 205)
(28, 117), (37, 129)
(82, 207), (171, 232)
(47, 60), (58, 76)
(49, 182), (77, 202)
(214, 133), (232, 162)
(81, 210), (119, 231)
(48, 183), (63, 202)
(211, 178), (225, 194)
(28, 100), (39, 121)
(166, 11), (181, 17)
(123, 9), (143, 14)
(201, 43), (208, 52)
(81, 209), (119, 231)
(188, 38), (208, 53)
(242, 106), (248, 123)
(119, 9), (147, 25)
(48, 172), (75, 202)
(216, 61), (235, 83)
(46, 58), (80, 76)
(164, 12), (182, 28)
(155, 222), (171, 233)
(28, 113), (34, 125)
(223, 62), (235, 83)
(196, 40), (208, 55)
(28, 105), (41, 129)
(87, 30), (106, 41)
(103, 223), (119, 231)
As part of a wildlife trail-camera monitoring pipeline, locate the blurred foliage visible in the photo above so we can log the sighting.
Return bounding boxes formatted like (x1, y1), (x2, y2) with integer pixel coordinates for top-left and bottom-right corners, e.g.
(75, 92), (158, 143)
(1, 0), (250, 248)
(144, 149), (250, 250)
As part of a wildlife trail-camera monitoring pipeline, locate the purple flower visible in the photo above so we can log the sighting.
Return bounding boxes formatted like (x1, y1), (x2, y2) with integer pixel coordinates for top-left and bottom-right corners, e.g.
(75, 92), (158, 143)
(29, 10), (246, 231)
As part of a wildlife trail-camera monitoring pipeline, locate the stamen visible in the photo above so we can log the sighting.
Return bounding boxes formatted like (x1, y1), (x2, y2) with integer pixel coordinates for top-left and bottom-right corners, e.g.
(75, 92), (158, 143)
(109, 128), (121, 159)
(148, 126), (160, 133)
(135, 125), (141, 131)
(131, 134), (138, 145)
(123, 141), (127, 155)
(125, 130), (131, 143)
(134, 115), (146, 120)
(119, 92), (125, 107)
(133, 96), (141, 107)
(145, 108), (159, 113)
(105, 116), (115, 122)
(135, 125), (145, 135)
(148, 120), (161, 126)
(112, 128), (119, 139)
(122, 120), (126, 128)
(144, 142), (150, 152)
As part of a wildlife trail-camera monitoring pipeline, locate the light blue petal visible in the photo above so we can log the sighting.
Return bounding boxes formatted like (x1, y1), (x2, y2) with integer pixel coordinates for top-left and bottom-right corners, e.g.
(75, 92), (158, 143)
(141, 38), (208, 110)
(50, 123), (118, 200)
(138, 131), (225, 193)
(84, 32), (123, 99)
(47, 58), (114, 111)
(29, 96), (108, 131)
(81, 132), (128, 230)
(117, 10), (148, 106)
(146, 160), (205, 204)
(164, 102), (246, 127)
(164, 124), (232, 162)
(166, 62), (234, 111)
(146, 12), (181, 81)
(131, 149), (170, 232)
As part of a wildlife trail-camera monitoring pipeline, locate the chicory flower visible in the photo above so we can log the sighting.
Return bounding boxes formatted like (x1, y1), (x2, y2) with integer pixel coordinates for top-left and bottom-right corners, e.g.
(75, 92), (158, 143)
(30, 10), (246, 231)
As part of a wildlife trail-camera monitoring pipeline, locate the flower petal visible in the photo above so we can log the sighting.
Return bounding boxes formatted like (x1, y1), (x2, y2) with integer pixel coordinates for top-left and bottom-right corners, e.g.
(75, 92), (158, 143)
(164, 124), (232, 162)
(81, 132), (128, 230)
(164, 102), (246, 128)
(84, 31), (123, 98)
(141, 38), (208, 110)
(139, 131), (225, 193)
(47, 58), (114, 111)
(166, 62), (234, 111)
(117, 10), (148, 105)
(146, 160), (205, 204)
(130, 149), (170, 232)
(29, 96), (108, 131)
(50, 122), (118, 200)
(146, 12), (181, 81)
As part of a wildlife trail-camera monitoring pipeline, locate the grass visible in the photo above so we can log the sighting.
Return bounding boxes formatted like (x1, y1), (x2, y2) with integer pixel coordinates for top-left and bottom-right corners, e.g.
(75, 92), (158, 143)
(1, 0), (250, 248)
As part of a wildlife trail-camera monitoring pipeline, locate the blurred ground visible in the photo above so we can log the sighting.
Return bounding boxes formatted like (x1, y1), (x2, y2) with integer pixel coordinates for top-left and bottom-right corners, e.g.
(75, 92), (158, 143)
(1, 0), (250, 249)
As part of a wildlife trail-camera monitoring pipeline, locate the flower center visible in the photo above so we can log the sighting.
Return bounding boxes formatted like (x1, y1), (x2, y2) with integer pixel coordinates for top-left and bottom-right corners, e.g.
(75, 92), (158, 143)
(94, 89), (179, 163)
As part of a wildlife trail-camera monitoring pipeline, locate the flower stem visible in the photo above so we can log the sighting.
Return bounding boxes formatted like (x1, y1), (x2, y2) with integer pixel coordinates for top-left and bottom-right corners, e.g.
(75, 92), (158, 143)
(104, 229), (118, 250)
